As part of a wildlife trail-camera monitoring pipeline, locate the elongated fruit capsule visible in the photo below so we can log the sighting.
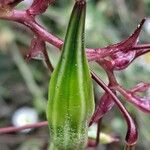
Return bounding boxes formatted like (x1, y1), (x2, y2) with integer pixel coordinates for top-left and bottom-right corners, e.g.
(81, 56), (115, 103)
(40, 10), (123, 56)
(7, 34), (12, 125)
(47, 1), (94, 149)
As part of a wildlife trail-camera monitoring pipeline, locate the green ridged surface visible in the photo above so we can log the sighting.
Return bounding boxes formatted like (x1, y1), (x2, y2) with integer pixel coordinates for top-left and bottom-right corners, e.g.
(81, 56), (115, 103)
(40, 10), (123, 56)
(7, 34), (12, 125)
(47, 1), (94, 149)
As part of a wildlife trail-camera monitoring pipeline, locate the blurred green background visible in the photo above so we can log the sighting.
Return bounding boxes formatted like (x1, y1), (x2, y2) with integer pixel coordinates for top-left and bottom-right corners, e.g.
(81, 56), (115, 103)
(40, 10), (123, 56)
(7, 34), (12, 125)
(0, 0), (150, 149)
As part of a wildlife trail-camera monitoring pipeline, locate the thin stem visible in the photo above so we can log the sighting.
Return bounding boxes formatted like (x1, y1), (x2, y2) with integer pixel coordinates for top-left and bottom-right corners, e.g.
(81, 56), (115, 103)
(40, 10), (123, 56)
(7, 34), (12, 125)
(43, 45), (54, 72)
(95, 118), (102, 146)
(135, 49), (150, 58)
(0, 10), (63, 49)
(132, 44), (150, 50)
(91, 71), (138, 145)
(0, 121), (48, 134)
(28, 20), (63, 49)
(115, 85), (150, 113)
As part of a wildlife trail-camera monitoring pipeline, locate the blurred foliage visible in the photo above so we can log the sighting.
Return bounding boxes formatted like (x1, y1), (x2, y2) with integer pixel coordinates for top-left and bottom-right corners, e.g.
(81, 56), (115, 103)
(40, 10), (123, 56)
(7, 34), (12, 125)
(0, 0), (150, 149)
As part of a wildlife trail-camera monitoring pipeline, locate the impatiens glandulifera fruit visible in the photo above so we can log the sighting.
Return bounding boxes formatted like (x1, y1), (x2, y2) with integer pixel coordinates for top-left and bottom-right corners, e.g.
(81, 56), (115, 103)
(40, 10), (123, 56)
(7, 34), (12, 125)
(46, 1), (95, 149)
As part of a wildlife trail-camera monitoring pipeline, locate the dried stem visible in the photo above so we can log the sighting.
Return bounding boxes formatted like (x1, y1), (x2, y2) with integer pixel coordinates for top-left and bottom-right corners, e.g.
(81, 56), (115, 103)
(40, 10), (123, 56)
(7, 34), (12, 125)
(43, 45), (54, 72)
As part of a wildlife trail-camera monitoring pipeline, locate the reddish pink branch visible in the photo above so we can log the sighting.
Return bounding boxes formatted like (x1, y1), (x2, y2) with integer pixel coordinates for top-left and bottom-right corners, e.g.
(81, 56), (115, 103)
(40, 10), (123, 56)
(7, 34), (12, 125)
(132, 44), (150, 50)
(0, 9), (116, 59)
(1, 10), (150, 62)
(0, 10), (63, 49)
(91, 71), (138, 145)
(0, 121), (48, 134)
(115, 85), (150, 113)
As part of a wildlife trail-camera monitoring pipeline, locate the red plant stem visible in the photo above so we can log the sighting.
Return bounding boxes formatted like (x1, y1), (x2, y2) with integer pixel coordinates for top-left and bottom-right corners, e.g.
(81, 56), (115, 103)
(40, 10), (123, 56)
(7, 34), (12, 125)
(91, 71), (138, 145)
(0, 10), (63, 49)
(132, 44), (150, 50)
(0, 121), (48, 134)
(43, 45), (54, 72)
(0, 10), (101, 58)
(1, 10), (150, 61)
(135, 49), (150, 58)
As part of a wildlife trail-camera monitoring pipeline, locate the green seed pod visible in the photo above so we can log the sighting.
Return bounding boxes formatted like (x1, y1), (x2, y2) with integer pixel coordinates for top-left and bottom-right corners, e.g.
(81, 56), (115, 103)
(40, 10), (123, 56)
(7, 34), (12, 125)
(47, 1), (94, 149)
